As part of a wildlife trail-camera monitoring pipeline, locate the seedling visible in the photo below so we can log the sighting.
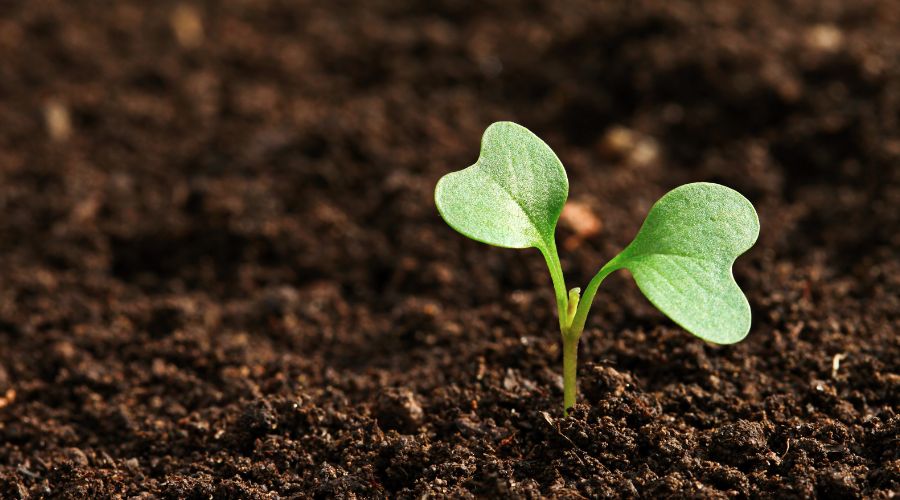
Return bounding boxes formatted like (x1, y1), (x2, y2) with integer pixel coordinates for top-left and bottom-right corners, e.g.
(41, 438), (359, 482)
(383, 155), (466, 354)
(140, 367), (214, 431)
(435, 122), (759, 412)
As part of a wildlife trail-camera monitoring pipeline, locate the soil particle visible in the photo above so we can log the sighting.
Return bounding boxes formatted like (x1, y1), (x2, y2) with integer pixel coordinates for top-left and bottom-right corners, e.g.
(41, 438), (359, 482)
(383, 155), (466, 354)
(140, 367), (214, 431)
(374, 387), (425, 433)
(707, 420), (772, 469)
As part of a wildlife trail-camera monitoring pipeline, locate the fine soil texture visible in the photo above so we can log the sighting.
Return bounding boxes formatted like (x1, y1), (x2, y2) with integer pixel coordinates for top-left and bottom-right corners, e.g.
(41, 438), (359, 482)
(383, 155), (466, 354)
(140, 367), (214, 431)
(1, 0), (898, 498)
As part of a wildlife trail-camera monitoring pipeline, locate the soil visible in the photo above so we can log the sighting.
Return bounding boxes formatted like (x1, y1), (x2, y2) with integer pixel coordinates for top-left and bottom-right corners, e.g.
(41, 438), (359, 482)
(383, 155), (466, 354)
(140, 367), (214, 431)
(0, 0), (898, 498)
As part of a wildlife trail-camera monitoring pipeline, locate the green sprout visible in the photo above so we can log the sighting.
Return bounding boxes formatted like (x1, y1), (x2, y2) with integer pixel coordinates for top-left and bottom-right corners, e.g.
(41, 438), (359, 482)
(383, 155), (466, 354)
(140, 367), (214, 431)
(435, 122), (760, 412)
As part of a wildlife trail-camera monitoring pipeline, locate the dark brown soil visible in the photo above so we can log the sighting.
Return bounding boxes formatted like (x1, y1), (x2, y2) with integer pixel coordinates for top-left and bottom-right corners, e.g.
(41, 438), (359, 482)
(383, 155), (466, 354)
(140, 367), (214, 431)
(1, 0), (898, 498)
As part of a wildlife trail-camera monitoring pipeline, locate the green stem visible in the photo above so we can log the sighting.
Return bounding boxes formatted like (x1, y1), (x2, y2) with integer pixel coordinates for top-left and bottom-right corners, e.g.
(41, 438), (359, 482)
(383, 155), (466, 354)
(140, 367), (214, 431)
(541, 242), (569, 332)
(568, 258), (622, 338)
(560, 258), (622, 414)
(562, 333), (578, 412)
(544, 245), (624, 414)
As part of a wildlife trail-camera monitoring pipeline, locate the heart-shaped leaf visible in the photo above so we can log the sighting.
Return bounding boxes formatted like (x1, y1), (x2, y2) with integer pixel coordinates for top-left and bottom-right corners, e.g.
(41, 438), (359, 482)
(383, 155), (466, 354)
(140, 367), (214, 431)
(434, 122), (568, 253)
(610, 183), (759, 344)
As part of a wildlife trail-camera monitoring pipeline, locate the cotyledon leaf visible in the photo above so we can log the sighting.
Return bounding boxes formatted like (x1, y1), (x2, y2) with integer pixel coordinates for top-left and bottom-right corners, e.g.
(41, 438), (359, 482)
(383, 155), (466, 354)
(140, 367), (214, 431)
(434, 121), (568, 253)
(609, 183), (760, 344)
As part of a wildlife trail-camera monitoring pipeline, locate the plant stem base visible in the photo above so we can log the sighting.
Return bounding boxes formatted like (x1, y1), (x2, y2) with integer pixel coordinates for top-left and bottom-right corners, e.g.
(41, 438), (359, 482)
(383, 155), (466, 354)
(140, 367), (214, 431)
(562, 334), (578, 413)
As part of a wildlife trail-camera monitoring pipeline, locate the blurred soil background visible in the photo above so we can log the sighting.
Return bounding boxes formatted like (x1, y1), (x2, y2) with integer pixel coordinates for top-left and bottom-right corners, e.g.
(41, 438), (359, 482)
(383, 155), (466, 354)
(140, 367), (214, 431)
(0, 0), (898, 497)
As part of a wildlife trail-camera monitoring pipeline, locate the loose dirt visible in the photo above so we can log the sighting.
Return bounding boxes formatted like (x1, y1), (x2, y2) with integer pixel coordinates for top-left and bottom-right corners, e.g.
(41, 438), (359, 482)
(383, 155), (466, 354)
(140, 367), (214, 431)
(0, 0), (897, 497)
